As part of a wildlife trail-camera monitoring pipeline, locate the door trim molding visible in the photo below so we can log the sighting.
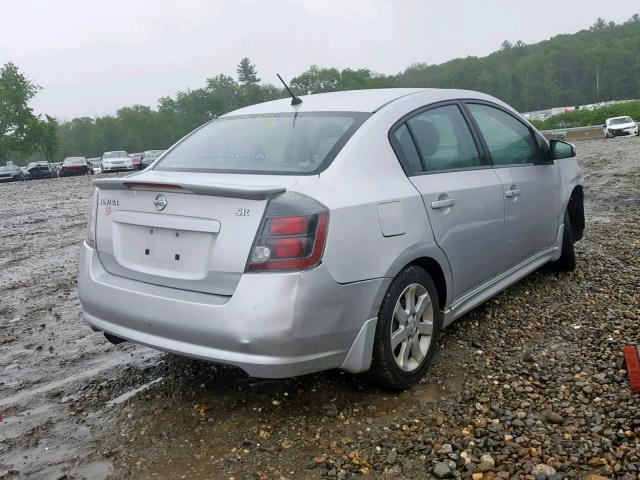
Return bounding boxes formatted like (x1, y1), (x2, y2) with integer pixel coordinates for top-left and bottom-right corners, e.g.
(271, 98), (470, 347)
(442, 227), (562, 327)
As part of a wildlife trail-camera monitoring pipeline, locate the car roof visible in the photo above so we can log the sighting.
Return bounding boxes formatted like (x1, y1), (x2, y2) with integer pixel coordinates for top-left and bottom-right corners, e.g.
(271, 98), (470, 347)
(607, 116), (632, 121)
(224, 88), (429, 116)
(223, 88), (510, 116)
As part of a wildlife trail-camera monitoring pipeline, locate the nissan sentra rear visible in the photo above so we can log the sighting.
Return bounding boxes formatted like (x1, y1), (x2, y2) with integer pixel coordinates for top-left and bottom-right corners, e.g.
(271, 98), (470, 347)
(78, 100), (379, 378)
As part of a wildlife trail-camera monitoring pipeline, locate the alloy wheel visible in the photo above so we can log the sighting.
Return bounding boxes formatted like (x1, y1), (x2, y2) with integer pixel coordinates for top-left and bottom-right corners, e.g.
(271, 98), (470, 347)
(390, 283), (434, 372)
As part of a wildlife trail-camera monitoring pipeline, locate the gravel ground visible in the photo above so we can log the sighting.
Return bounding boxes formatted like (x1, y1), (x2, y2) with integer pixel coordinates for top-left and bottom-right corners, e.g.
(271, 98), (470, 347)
(0, 137), (638, 480)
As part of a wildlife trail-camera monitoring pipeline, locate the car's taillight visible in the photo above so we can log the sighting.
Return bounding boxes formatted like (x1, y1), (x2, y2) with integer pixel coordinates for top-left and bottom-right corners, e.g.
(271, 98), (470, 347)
(247, 192), (329, 272)
(86, 188), (98, 248)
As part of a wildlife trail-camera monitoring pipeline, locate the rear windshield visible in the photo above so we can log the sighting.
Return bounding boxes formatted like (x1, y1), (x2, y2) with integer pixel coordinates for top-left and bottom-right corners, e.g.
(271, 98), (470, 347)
(144, 150), (164, 158)
(608, 117), (633, 125)
(154, 112), (369, 175)
(0, 165), (17, 172)
(103, 151), (127, 158)
(64, 157), (85, 164)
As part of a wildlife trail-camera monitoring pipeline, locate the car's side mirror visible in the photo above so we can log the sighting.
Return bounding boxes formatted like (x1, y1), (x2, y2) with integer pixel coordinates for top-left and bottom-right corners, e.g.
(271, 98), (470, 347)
(549, 139), (576, 160)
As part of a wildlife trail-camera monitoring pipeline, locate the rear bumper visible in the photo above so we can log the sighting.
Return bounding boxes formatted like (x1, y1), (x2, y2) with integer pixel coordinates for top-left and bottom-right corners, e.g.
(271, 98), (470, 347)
(61, 169), (86, 176)
(102, 165), (134, 172)
(78, 242), (385, 377)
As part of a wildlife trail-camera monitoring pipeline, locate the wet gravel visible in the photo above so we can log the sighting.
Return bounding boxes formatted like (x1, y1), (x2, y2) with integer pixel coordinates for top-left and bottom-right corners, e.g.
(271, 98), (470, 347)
(0, 137), (639, 480)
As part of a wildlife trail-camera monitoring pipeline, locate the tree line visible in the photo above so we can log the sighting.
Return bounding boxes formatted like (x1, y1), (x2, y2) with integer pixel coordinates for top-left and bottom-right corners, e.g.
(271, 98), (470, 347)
(1, 15), (639, 165)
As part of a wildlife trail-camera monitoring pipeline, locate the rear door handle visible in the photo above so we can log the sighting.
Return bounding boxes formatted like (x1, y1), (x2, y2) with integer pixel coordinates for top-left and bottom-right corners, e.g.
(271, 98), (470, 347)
(431, 198), (455, 209)
(505, 188), (521, 198)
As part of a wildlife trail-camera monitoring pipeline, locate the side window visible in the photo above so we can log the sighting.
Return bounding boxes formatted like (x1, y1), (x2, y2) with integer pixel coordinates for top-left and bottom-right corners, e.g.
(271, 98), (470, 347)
(467, 103), (542, 165)
(407, 104), (482, 172)
(392, 124), (423, 173)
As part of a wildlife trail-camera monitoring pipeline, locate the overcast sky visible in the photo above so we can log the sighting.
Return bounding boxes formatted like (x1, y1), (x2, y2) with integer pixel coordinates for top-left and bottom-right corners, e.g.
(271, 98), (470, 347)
(1, 0), (637, 119)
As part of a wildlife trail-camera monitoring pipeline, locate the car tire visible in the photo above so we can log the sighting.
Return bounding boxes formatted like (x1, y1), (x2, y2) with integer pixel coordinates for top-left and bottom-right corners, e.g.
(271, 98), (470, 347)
(365, 265), (442, 390)
(550, 210), (576, 272)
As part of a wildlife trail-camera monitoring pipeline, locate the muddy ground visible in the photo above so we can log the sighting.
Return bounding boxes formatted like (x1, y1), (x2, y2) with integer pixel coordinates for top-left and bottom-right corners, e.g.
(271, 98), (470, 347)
(1, 137), (639, 480)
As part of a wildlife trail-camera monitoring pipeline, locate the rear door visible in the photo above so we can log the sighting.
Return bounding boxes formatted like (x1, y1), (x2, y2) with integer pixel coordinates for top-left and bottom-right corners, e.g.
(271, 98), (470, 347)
(464, 102), (561, 267)
(390, 102), (505, 300)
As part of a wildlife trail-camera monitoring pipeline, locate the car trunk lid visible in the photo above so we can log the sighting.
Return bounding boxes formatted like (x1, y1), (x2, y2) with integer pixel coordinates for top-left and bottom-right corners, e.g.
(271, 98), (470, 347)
(93, 174), (287, 296)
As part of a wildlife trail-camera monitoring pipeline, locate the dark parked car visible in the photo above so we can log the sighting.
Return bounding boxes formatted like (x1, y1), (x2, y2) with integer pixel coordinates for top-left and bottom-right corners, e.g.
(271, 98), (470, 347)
(25, 161), (55, 179)
(139, 150), (165, 169)
(0, 164), (26, 182)
(60, 157), (93, 176)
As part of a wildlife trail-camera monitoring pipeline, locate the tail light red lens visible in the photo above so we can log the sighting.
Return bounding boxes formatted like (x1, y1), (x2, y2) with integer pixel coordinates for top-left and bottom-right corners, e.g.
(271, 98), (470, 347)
(247, 192), (329, 272)
(267, 237), (307, 258)
(269, 216), (309, 236)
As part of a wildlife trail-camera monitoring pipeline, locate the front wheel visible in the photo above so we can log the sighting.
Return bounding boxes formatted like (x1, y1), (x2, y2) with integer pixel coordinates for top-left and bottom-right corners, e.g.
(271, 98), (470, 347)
(365, 266), (442, 390)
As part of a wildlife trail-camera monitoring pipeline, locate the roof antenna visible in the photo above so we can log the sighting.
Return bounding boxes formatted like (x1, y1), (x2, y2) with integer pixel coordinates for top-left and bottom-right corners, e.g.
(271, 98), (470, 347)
(277, 73), (303, 106)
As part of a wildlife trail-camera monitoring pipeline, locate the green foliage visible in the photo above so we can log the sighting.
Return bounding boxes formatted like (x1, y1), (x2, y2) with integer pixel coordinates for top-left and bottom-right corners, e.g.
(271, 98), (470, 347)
(236, 57), (260, 85)
(290, 65), (389, 94)
(392, 15), (640, 112)
(0, 62), (42, 163)
(37, 115), (60, 162)
(531, 100), (640, 130)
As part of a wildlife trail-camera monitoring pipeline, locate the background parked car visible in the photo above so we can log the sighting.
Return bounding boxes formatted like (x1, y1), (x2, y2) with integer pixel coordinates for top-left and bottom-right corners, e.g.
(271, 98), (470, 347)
(130, 152), (144, 170)
(101, 151), (132, 172)
(60, 157), (93, 176)
(603, 116), (639, 137)
(24, 161), (55, 179)
(139, 149), (165, 169)
(87, 157), (102, 174)
(0, 164), (26, 182)
(51, 162), (63, 176)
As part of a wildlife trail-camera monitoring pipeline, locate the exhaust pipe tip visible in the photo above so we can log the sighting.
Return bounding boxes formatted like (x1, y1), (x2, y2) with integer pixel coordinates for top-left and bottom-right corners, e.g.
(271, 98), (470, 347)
(104, 332), (127, 345)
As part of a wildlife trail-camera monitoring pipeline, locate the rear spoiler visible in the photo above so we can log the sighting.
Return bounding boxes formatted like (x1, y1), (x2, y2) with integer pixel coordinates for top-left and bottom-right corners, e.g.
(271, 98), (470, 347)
(92, 178), (285, 201)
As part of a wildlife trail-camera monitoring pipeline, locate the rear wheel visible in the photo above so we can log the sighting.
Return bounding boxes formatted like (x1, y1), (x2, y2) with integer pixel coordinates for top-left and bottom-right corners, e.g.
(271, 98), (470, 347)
(366, 266), (442, 390)
(550, 210), (576, 271)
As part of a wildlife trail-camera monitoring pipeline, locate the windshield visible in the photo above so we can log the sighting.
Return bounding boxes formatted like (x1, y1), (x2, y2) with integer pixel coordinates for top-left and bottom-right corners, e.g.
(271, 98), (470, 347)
(155, 112), (369, 174)
(144, 150), (164, 158)
(608, 117), (633, 125)
(0, 165), (17, 172)
(103, 151), (128, 158)
(64, 157), (85, 164)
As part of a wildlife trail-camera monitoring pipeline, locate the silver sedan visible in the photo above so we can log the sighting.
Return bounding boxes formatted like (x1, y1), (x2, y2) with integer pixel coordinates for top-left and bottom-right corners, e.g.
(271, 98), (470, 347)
(79, 88), (584, 389)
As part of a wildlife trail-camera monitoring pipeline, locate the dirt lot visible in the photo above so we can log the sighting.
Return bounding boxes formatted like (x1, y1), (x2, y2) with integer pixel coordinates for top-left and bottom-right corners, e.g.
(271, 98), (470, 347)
(1, 137), (639, 480)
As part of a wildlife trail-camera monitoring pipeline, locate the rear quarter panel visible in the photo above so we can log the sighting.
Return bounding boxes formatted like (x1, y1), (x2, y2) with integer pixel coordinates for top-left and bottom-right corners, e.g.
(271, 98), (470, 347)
(307, 101), (453, 307)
